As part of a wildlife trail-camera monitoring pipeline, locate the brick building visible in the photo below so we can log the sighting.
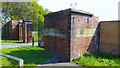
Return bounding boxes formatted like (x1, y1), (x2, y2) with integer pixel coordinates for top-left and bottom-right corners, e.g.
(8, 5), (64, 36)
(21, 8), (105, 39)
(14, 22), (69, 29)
(2, 20), (32, 43)
(43, 8), (99, 61)
(99, 21), (120, 55)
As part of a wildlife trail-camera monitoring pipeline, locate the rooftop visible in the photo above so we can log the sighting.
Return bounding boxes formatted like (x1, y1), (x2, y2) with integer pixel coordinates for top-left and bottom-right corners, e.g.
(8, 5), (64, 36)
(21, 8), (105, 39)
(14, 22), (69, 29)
(70, 8), (94, 15)
(100, 20), (120, 22)
(45, 8), (94, 16)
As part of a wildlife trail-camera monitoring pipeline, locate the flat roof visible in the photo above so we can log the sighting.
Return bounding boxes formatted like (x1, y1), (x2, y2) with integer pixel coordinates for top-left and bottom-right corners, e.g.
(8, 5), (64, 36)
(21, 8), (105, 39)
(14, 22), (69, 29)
(70, 8), (94, 15)
(100, 20), (120, 23)
(45, 8), (94, 16)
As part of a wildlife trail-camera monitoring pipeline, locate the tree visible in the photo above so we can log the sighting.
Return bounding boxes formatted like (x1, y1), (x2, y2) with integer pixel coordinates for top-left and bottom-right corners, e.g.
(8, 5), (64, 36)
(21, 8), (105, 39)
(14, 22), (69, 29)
(44, 9), (52, 14)
(1, 2), (45, 30)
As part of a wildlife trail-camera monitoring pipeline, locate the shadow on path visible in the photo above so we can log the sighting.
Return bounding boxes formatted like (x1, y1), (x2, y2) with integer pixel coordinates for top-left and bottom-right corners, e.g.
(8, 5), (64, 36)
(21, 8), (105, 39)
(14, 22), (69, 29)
(35, 57), (86, 68)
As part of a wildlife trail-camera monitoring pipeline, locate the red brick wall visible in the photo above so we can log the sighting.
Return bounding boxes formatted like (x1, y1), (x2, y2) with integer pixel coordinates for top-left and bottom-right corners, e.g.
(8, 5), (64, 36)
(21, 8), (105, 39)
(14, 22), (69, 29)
(9, 20), (19, 40)
(100, 21), (120, 55)
(23, 20), (32, 43)
(44, 12), (71, 61)
(70, 13), (99, 60)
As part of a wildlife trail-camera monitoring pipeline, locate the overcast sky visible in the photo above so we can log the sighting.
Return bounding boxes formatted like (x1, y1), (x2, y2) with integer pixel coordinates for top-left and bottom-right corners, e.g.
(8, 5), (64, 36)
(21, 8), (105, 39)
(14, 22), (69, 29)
(38, 0), (119, 21)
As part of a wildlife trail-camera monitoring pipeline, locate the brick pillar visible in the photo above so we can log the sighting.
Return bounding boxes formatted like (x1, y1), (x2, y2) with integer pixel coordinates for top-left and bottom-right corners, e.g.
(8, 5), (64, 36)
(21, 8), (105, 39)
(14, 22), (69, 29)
(18, 22), (22, 40)
(23, 20), (27, 43)
(26, 21), (32, 43)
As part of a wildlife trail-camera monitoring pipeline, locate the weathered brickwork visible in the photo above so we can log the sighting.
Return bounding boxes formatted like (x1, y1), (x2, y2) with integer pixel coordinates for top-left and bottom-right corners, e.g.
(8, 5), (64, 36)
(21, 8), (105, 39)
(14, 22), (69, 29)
(70, 13), (99, 60)
(44, 11), (71, 61)
(44, 8), (99, 61)
(8, 20), (22, 40)
(22, 20), (32, 43)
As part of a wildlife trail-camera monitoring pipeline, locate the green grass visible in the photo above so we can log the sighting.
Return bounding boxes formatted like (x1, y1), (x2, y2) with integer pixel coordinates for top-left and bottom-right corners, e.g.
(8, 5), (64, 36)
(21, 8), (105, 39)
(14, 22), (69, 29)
(0, 56), (18, 67)
(1, 46), (53, 67)
(73, 52), (120, 67)
(1, 40), (23, 45)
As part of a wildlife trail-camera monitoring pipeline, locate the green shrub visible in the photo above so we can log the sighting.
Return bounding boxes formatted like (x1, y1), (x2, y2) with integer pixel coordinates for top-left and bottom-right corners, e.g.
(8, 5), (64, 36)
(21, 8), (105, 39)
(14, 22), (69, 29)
(73, 52), (120, 67)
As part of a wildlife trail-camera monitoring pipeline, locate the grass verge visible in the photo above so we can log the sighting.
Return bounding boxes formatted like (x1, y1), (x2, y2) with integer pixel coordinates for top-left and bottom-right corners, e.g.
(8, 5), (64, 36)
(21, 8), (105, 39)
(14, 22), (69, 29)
(73, 52), (120, 67)
(0, 56), (18, 67)
(1, 40), (23, 45)
(1, 46), (53, 67)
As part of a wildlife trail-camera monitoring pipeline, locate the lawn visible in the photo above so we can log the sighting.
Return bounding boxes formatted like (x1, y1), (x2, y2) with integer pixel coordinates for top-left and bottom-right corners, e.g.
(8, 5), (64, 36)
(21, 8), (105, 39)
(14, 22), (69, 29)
(1, 40), (23, 45)
(0, 56), (18, 67)
(73, 52), (120, 67)
(1, 36), (38, 45)
(1, 46), (53, 67)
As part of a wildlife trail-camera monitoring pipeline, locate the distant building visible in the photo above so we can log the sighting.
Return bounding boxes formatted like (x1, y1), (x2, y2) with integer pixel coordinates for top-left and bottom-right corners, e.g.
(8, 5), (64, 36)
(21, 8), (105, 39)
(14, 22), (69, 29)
(42, 8), (99, 61)
(2, 20), (32, 43)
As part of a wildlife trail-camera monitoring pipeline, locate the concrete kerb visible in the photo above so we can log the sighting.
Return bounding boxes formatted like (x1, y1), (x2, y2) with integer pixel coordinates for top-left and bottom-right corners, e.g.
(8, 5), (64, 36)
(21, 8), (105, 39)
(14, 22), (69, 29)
(0, 52), (24, 68)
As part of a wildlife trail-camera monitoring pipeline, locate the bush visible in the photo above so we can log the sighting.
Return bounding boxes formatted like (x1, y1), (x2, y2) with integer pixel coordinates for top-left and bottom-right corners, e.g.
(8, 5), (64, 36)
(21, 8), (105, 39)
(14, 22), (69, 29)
(73, 52), (120, 67)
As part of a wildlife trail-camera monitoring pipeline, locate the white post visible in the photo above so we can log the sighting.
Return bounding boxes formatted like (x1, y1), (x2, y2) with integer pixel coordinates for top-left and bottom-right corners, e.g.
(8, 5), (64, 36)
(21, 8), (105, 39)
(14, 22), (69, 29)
(18, 59), (24, 68)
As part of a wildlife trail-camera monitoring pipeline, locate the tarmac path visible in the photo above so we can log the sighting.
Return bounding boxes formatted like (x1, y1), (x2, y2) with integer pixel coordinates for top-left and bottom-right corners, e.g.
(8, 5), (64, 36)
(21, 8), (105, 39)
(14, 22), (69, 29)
(1, 42), (38, 49)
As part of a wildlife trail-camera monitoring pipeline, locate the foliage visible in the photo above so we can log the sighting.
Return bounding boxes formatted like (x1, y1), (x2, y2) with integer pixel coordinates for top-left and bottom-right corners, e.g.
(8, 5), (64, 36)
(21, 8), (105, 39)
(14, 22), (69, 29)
(44, 9), (52, 14)
(1, 2), (48, 30)
(1, 22), (9, 40)
(73, 52), (120, 67)
(1, 46), (53, 66)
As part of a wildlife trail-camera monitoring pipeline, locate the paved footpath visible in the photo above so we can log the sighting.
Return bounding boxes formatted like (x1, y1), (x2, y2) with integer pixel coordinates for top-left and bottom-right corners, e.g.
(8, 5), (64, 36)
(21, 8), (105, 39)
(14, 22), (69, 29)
(35, 57), (85, 68)
(1, 42), (39, 49)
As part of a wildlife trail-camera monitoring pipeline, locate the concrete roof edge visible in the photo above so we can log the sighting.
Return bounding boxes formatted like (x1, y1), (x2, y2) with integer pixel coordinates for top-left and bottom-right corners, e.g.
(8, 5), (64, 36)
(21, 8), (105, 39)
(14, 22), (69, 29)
(44, 8), (94, 16)
(100, 20), (120, 22)
(70, 8), (94, 16)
